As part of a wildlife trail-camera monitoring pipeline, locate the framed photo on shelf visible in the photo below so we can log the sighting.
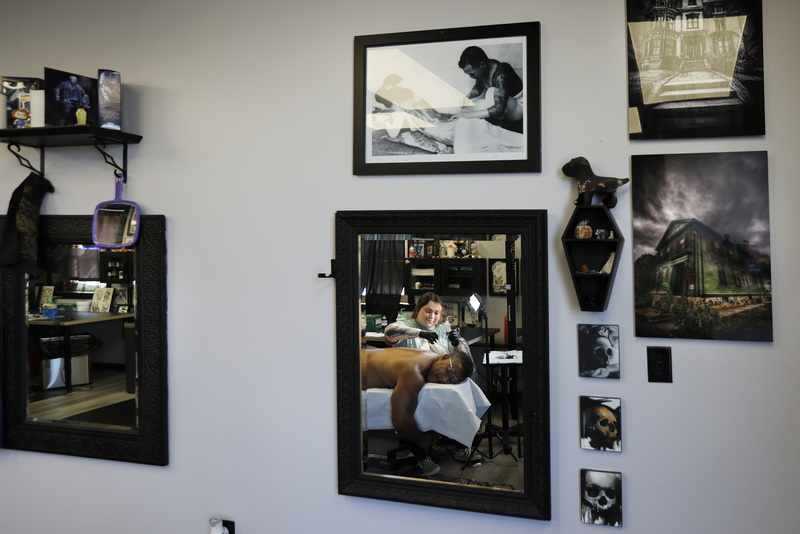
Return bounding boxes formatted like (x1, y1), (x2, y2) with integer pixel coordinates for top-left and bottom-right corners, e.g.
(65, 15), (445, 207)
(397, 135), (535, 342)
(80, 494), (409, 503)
(2, 76), (43, 128)
(43, 67), (98, 127)
(112, 286), (130, 312)
(353, 21), (541, 175)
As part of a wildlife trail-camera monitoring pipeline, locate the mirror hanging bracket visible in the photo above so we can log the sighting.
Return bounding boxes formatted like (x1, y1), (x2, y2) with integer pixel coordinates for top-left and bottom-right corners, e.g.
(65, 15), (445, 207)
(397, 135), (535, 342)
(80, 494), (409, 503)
(7, 143), (44, 175)
(318, 259), (336, 278)
(93, 139), (129, 182)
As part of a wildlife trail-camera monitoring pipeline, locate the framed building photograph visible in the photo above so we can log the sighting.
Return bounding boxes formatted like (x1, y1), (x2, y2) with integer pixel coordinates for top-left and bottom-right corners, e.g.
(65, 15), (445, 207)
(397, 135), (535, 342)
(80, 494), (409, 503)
(631, 151), (772, 341)
(626, 0), (765, 140)
(353, 22), (541, 175)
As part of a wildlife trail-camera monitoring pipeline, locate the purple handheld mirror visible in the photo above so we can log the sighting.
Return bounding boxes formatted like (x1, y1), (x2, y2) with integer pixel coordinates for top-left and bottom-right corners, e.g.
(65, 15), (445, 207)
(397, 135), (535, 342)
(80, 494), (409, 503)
(92, 172), (140, 248)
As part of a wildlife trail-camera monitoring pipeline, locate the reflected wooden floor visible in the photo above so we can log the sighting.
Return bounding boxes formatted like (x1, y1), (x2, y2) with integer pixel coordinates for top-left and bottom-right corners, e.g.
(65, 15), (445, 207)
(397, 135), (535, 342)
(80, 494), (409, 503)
(28, 369), (137, 431)
(363, 408), (524, 491)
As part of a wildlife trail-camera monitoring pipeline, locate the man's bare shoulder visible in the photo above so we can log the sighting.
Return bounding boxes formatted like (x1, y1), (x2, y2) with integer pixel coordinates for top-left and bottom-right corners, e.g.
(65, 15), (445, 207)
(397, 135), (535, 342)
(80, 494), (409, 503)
(362, 347), (436, 389)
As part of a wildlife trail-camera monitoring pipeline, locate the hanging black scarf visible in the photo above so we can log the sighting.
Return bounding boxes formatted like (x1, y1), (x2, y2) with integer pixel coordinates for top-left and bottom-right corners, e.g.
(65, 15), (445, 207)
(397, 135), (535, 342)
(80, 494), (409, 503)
(0, 171), (55, 274)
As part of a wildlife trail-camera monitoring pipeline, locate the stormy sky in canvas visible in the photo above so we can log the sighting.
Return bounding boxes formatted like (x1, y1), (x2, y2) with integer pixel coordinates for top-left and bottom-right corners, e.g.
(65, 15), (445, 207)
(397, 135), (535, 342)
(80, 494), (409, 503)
(631, 151), (770, 260)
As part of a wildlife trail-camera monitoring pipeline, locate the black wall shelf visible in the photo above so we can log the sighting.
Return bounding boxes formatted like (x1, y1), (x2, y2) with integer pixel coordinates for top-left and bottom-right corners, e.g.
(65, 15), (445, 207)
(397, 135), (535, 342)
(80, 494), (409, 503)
(1, 125), (142, 177)
(561, 204), (624, 312)
(0, 125), (142, 148)
(404, 257), (487, 306)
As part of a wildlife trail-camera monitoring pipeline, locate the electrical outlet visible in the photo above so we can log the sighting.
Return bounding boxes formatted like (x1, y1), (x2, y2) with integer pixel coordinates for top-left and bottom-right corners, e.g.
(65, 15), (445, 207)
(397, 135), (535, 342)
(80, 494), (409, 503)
(647, 346), (672, 383)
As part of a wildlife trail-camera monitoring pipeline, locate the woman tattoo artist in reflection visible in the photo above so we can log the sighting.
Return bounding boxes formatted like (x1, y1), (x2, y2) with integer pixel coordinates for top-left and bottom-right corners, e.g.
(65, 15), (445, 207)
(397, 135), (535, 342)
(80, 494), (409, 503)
(384, 292), (455, 354)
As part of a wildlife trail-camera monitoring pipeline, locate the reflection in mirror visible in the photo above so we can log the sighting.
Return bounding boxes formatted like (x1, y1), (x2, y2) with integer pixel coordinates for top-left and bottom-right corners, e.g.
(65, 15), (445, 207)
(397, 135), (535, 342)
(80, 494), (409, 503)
(26, 243), (137, 431)
(336, 211), (549, 520)
(93, 172), (140, 248)
(2, 215), (168, 465)
(361, 232), (523, 488)
(93, 201), (140, 248)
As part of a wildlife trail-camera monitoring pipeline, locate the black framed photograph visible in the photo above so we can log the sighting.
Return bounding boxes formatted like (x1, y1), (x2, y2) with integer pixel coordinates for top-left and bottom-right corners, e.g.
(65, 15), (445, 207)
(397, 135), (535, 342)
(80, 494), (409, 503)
(626, 0), (765, 140)
(353, 22), (541, 175)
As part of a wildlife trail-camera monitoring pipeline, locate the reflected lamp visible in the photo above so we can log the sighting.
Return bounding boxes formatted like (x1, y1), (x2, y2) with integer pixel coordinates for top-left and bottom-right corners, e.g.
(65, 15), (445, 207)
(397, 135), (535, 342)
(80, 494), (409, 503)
(468, 292), (485, 318)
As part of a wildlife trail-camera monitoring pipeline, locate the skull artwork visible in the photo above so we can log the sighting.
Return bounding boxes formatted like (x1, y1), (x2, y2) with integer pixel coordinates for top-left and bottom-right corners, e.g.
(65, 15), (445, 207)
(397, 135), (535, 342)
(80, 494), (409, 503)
(581, 470), (622, 526)
(584, 471), (617, 510)
(578, 325), (620, 378)
(590, 406), (618, 440)
(581, 400), (621, 451)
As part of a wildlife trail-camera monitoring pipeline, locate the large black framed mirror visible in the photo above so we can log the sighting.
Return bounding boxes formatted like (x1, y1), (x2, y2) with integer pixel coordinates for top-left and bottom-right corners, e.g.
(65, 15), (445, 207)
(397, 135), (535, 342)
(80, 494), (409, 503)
(336, 210), (549, 519)
(1, 214), (167, 465)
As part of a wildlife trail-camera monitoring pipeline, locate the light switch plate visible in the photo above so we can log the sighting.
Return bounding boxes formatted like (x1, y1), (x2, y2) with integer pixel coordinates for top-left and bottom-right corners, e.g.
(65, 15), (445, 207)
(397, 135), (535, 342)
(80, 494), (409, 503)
(647, 346), (672, 383)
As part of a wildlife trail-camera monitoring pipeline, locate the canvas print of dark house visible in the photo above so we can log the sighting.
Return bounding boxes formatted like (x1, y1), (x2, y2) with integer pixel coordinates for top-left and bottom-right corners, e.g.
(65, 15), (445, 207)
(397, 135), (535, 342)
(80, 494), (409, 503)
(631, 151), (772, 342)
(627, 0), (765, 140)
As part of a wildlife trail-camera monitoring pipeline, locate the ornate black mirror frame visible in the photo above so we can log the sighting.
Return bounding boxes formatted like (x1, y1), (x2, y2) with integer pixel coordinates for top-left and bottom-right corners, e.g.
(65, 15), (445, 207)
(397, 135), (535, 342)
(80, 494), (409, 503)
(335, 210), (550, 520)
(1, 214), (168, 465)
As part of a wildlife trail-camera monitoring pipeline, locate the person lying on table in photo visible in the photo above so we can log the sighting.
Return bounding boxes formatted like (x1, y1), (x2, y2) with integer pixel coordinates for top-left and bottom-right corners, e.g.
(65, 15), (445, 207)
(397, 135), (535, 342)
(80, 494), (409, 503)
(361, 341), (475, 477)
(373, 55), (524, 155)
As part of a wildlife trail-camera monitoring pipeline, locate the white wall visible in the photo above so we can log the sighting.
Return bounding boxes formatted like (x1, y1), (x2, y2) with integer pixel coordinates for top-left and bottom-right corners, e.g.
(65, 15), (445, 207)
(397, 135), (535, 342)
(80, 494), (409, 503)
(1, 1), (798, 532)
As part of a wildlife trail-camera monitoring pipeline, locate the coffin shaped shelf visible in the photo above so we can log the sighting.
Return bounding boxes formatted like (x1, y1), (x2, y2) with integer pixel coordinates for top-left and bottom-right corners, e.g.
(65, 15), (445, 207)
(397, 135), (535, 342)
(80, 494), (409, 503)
(561, 204), (624, 312)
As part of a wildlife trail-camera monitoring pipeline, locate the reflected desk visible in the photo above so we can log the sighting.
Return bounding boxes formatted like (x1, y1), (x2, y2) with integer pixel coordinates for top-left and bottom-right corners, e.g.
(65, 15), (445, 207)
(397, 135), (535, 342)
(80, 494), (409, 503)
(29, 312), (135, 391)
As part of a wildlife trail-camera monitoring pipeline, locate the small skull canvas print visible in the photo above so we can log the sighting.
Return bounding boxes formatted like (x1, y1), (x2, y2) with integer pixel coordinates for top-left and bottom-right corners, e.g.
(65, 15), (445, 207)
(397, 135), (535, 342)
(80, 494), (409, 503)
(581, 469), (623, 527)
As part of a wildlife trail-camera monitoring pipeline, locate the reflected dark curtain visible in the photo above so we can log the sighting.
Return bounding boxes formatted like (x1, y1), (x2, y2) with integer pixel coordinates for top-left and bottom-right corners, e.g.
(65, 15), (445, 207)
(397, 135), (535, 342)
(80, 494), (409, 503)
(361, 237), (405, 322)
